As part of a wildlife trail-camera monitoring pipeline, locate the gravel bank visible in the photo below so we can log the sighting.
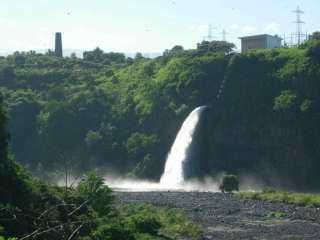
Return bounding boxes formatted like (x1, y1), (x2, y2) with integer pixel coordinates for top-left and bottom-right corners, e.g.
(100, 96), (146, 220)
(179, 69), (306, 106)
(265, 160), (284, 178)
(115, 191), (320, 240)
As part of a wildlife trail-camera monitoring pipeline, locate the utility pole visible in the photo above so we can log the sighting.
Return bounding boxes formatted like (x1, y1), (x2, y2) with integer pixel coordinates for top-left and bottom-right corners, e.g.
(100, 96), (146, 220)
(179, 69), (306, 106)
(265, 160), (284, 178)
(221, 29), (228, 41)
(204, 24), (215, 41)
(293, 6), (305, 46)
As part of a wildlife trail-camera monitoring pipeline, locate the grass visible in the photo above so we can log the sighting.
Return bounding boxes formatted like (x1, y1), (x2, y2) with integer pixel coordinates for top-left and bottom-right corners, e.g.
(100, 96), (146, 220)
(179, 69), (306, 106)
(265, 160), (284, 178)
(238, 188), (320, 208)
(267, 211), (287, 218)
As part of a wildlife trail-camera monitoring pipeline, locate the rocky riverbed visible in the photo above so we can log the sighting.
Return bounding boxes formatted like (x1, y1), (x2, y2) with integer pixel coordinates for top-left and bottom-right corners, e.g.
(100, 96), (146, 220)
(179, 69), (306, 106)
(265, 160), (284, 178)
(115, 191), (320, 240)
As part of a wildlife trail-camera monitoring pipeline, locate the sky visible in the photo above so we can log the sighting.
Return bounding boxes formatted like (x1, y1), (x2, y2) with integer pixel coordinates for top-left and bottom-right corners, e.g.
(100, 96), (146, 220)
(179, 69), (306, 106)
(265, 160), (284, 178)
(0, 0), (319, 54)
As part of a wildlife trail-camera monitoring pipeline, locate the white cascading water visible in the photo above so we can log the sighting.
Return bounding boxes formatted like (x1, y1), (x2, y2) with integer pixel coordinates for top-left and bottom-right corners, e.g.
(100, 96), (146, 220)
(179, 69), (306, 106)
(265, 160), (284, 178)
(160, 106), (206, 187)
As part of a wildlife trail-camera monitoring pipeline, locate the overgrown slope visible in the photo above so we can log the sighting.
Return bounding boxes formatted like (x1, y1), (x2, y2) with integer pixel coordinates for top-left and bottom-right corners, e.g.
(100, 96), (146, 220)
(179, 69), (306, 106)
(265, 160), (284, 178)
(1, 37), (320, 189)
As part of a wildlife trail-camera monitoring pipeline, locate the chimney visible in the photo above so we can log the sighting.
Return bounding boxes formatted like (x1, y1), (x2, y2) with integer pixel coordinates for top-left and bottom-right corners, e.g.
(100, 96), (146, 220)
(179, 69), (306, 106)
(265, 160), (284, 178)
(55, 32), (63, 57)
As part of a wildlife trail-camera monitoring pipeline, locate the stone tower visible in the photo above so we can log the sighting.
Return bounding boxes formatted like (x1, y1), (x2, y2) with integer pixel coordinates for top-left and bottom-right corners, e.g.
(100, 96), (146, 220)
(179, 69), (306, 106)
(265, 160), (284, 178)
(55, 32), (63, 57)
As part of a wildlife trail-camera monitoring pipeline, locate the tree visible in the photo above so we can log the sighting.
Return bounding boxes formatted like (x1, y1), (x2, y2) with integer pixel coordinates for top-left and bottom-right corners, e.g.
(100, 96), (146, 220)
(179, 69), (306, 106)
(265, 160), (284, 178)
(77, 172), (113, 216)
(70, 52), (77, 59)
(309, 31), (320, 41)
(85, 130), (103, 148)
(45, 49), (56, 56)
(83, 48), (126, 64)
(126, 133), (158, 162)
(163, 45), (185, 58)
(306, 40), (320, 63)
(92, 224), (135, 240)
(7, 90), (41, 165)
(219, 174), (239, 193)
(83, 47), (105, 63)
(196, 40), (235, 55)
(13, 53), (26, 65)
(273, 90), (297, 112)
(104, 52), (126, 64)
(134, 52), (144, 61)
(0, 65), (14, 85)
(0, 93), (8, 166)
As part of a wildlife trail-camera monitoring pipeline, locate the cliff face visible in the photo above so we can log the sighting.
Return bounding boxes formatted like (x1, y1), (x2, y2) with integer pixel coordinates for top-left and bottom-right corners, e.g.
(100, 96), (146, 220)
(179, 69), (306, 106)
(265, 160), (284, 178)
(152, 46), (320, 189)
(205, 48), (320, 190)
(208, 123), (316, 188)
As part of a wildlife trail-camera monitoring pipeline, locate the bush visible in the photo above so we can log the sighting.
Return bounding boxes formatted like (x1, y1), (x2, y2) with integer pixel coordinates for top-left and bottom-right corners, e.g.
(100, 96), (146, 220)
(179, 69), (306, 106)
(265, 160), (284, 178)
(219, 174), (239, 192)
(267, 211), (287, 218)
(119, 204), (203, 239)
(273, 90), (297, 112)
(262, 187), (276, 194)
(131, 214), (161, 235)
(92, 223), (135, 240)
(76, 172), (113, 216)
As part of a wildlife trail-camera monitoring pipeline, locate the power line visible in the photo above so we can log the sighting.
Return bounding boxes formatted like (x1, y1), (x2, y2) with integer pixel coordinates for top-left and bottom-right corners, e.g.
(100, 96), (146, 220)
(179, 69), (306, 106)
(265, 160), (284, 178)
(221, 29), (229, 41)
(293, 5), (305, 46)
(203, 24), (216, 41)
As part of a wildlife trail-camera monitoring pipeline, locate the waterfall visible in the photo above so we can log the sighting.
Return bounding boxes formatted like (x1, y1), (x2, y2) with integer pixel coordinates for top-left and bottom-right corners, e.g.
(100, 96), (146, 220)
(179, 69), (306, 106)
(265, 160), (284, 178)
(160, 106), (207, 187)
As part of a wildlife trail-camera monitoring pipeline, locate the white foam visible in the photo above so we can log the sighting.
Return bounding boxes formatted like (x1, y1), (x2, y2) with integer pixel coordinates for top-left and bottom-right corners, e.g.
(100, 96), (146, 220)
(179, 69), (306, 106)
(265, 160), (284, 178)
(160, 106), (206, 187)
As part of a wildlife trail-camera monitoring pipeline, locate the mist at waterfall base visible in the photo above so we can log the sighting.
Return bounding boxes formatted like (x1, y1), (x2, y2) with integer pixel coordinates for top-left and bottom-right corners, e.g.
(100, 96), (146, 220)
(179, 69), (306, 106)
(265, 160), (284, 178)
(160, 106), (209, 186)
(104, 106), (221, 192)
(103, 106), (266, 192)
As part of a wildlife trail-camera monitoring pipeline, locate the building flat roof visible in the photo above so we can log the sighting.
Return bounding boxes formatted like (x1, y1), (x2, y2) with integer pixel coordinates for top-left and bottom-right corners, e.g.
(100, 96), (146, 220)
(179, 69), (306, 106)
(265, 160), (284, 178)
(239, 34), (282, 40)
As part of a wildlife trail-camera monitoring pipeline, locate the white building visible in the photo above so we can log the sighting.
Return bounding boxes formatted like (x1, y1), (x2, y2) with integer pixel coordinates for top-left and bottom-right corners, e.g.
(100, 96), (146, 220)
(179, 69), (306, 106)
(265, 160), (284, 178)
(239, 34), (282, 52)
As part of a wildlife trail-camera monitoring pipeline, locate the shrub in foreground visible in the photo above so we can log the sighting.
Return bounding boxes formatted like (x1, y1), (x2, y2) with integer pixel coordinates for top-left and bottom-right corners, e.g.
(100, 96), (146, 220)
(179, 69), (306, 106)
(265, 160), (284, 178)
(119, 204), (203, 239)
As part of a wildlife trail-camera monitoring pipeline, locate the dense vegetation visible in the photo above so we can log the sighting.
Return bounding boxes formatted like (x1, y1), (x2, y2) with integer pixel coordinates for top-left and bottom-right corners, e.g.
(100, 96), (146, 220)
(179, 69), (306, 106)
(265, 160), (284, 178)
(1, 34), (320, 189)
(0, 41), (233, 181)
(0, 97), (202, 239)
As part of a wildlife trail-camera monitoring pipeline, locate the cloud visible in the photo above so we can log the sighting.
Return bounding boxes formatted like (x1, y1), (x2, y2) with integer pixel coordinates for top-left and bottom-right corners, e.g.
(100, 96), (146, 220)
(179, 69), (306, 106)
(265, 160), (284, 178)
(264, 22), (280, 33)
(188, 24), (209, 34)
(229, 24), (240, 31)
(241, 25), (256, 34)
(228, 24), (257, 35)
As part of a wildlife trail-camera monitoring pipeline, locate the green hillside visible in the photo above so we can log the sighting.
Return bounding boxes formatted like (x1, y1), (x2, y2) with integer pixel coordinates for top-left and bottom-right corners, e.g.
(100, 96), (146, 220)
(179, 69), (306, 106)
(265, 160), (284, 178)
(1, 34), (320, 189)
